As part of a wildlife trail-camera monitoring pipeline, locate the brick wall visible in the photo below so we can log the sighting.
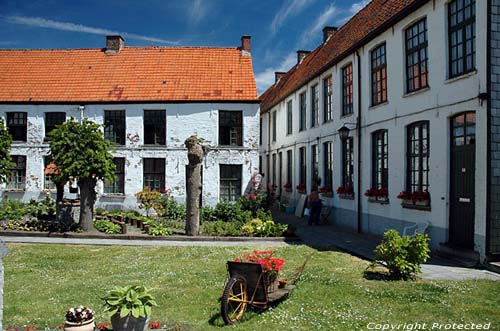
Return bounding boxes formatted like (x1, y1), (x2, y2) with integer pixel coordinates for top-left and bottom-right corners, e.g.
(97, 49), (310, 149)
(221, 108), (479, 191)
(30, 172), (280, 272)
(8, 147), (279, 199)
(489, 0), (500, 255)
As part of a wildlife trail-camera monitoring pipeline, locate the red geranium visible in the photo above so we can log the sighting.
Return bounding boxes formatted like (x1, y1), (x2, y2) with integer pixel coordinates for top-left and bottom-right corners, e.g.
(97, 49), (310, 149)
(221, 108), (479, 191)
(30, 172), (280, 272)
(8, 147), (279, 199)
(235, 250), (285, 274)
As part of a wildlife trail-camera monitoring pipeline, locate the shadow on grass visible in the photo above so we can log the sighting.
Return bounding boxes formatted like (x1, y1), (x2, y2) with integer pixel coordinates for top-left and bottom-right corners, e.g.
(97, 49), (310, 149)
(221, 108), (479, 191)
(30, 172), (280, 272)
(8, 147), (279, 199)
(363, 270), (400, 281)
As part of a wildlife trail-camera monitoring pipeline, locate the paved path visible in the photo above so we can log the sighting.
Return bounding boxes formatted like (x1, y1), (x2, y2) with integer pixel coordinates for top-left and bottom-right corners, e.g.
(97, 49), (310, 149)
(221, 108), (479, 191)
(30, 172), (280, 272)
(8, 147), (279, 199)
(0, 236), (288, 247)
(272, 210), (500, 281)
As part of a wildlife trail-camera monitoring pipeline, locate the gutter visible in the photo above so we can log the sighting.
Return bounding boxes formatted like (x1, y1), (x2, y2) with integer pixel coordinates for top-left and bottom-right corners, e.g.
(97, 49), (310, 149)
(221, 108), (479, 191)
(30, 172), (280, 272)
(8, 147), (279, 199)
(486, 0), (493, 259)
(356, 50), (362, 234)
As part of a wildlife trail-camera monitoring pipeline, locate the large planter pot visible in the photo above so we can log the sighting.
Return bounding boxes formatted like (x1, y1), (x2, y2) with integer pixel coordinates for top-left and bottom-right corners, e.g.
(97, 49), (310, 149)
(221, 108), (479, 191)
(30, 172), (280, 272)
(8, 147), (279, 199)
(64, 318), (95, 331)
(111, 313), (149, 331)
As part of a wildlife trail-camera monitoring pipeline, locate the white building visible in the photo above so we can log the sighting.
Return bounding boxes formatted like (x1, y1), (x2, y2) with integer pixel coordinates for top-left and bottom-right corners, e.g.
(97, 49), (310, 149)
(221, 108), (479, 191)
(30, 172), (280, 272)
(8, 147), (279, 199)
(260, 0), (500, 263)
(0, 35), (260, 209)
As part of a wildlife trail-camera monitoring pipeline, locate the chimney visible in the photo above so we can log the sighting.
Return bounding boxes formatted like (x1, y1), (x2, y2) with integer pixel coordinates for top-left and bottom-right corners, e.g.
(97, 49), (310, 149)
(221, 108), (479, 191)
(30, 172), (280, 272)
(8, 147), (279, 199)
(241, 35), (251, 54)
(275, 72), (286, 84)
(105, 35), (125, 54)
(322, 26), (338, 42)
(297, 50), (310, 64)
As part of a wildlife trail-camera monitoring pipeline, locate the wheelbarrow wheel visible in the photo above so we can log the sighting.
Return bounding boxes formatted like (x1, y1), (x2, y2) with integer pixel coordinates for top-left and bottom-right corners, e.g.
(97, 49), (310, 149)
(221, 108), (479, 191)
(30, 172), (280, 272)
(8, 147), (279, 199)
(221, 276), (248, 325)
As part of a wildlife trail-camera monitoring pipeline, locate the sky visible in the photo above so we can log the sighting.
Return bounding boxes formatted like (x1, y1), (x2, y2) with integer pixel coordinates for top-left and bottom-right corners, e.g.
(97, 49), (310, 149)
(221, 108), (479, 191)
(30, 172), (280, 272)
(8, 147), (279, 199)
(0, 0), (370, 94)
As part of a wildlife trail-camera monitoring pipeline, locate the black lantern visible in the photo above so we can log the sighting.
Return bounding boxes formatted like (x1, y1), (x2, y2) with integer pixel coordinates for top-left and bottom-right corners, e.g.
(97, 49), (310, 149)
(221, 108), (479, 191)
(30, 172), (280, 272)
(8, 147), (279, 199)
(338, 125), (350, 139)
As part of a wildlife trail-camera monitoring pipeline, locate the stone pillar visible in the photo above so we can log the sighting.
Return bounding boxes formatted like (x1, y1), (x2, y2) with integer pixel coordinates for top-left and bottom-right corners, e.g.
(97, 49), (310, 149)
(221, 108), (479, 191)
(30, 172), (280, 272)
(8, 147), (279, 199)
(0, 239), (10, 331)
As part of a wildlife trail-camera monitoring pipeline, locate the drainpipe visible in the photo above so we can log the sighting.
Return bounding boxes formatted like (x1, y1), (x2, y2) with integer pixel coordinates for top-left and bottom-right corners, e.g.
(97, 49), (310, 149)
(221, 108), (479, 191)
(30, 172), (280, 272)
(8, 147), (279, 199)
(78, 105), (85, 122)
(486, 0), (492, 259)
(356, 50), (362, 234)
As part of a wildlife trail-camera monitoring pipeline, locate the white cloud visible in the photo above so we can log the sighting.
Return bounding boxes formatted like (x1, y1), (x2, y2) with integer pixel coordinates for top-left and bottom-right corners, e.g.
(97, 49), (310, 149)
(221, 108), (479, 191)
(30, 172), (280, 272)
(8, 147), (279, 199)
(2, 15), (180, 45)
(270, 0), (315, 35)
(255, 52), (296, 94)
(189, 0), (207, 25)
(336, 0), (370, 25)
(298, 3), (339, 46)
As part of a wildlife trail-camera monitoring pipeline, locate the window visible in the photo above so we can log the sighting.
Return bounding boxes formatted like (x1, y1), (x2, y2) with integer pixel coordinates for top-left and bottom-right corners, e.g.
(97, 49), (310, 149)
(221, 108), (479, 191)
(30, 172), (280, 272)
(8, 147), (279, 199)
(299, 147), (307, 187)
(286, 100), (293, 135)
(104, 158), (125, 194)
(371, 43), (388, 106)
(342, 64), (353, 115)
(323, 142), (333, 188)
(342, 138), (354, 189)
(405, 18), (428, 93)
(278, 152), (283, 190)
(44, 156), (56, 190)
(144, 110), (166, 145)
(7, 155), (26, 190)
(219, 111), (243, 146)
(7, 112), (27, 141)
(220, 165), (242, 202)
(448, 0), (476, 78)
(143, 158), (165, 191)
(311, 144), (319, 188)
(272, 153), (277, 186)
(104, 110), (125, 145)
(259, 118), (263, 145)
(286, 150), (293, 187)
(272, 111), (277, 142)
(311, 84), (319, 127)
(323, 76), (333, 122)
(45, 112), (66, 139)
(372, 130), (388, 189)
(299, 92), (307, 131)
(407, 121), (429, 193)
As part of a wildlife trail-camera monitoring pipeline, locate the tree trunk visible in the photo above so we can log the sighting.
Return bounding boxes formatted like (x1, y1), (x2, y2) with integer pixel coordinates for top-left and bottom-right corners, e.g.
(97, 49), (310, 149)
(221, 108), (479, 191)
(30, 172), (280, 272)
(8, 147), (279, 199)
(78, 178), (97, 232)
(185, 136), (205, 236)
(55, 181), (65, 203)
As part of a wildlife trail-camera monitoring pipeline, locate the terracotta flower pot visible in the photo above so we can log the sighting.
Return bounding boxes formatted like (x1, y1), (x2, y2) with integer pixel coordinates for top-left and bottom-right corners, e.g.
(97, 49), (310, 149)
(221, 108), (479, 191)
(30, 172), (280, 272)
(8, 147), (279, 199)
(64, 318), (95, 331)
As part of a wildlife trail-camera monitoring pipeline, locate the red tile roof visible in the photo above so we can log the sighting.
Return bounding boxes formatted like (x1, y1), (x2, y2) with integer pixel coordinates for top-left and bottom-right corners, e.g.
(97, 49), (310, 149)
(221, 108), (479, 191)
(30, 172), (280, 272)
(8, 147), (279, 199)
(260, 0), (428, 113)
(0, 47), (258, 103)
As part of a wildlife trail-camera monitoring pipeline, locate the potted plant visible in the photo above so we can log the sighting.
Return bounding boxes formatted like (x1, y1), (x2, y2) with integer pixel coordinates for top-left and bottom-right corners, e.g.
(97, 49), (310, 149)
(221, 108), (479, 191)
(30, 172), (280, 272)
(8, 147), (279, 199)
(64, 306), (95, 331)
(365, 188), (389, 203)
(336, 185), (354, 199)
(296, 183), (306, 194)
(235, 250), (285, 292)
(397, 191), (413, 206)
(102, 285), (157, 331)
(283, 182), (292, 192)
(319, 185), (333, 197)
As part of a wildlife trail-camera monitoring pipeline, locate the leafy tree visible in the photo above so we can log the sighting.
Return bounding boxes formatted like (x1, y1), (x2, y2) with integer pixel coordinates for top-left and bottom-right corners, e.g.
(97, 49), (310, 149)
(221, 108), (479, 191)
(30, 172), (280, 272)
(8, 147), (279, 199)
(0, 118), (14, 184)
(49, 118), (115, 231)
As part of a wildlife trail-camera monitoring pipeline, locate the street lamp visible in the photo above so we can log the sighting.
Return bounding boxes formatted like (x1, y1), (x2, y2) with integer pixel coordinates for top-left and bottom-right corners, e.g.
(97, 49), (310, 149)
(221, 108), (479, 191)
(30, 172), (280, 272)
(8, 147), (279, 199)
(337, 125), (350, 139)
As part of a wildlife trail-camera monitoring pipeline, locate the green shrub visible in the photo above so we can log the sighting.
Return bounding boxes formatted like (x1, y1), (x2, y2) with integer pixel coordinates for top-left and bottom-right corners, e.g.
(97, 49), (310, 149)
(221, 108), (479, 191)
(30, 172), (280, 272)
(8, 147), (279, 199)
(94, 220), (121, 234)
(135, 187), (161, 217)
(373, 229), (431, 280)
(95, 208), (107, 216)
(154, 192), (186, 221)
(201, 220), (245, 236)
(200, 206), (216, 223)
(0, 197), (56, 221)
(213, 200), (242, 222)
(148, 223), (172, 236)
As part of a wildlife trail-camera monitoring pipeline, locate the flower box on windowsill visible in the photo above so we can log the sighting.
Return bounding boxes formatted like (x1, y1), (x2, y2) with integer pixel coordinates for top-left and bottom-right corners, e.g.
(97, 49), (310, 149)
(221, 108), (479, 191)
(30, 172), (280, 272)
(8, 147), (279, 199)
(284, 188), (292, 193)
(367, 196), (389, 204)
(297, 189), (306, 195)
(338, 193), (354, 200)
(401, 199), (431, 211)
(320, 192), (333, 198)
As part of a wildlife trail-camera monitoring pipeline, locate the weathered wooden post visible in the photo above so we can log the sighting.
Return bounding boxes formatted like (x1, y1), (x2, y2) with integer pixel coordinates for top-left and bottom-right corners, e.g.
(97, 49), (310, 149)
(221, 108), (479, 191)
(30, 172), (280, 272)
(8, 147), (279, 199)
(0, 239), (9, 331)
(184, 136), (205, 236)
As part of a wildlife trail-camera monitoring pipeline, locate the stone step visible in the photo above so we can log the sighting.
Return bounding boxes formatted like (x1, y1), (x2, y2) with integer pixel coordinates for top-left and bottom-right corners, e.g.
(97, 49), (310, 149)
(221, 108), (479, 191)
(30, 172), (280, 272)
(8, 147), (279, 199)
(436, 243), (480, 268)
(486, 261), (500, 274)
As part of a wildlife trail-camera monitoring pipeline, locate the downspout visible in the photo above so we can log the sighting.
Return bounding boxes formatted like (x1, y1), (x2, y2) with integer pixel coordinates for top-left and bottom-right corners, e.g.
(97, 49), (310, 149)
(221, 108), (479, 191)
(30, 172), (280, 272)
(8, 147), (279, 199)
(356, 50), (362, 234)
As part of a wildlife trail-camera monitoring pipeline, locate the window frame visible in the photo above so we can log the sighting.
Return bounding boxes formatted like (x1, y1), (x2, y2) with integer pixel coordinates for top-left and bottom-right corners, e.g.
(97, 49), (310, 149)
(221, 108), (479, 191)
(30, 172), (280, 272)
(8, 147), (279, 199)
(405, 18), (429, 93)
(370, 43), (388, 106)
(311, 144), (319, 188)
(219, 164), (242, 202)
(448, 0), (476, 78)
(286, 100), (293, 135)
(323, 141), (333, 189)
(299, 92), (307, 131)
(342, 64), (353, 116)
(143, 158), (165, 191)
(372, 130), (388, 190)
(143, 110), (166, 145)
(104, 110), (126, 145)
(406, 121), (430, 193)
(6, 112), (27, 142)
(286, 149), (293, 187)
(272, 111), (277, 142)
(104, 157), (126, 194)
(299, 147), (307, 187)
(45, 112), (66, 140)
(323, 76), (333, 123)
(7, 155), (26, 190)
(219, 110), (243, 147)
(341, 137), (354, 189)
(310, 84), (319, 128)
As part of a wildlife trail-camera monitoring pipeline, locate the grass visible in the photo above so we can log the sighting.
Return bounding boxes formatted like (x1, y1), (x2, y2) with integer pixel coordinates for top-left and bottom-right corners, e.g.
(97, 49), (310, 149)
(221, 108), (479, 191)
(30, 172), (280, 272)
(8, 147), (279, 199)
(4, 244), (499, 330)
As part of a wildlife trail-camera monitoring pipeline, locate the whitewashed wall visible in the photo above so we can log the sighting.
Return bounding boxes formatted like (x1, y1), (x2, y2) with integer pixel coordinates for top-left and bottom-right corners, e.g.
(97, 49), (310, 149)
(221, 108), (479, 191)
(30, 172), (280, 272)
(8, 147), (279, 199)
(0, 102), (260, 208)
(260, 0), (489, 257)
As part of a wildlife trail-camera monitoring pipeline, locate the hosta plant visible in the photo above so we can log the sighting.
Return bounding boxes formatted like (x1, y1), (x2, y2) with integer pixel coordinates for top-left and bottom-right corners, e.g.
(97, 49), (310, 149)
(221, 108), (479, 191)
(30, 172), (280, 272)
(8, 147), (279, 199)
(102, 285), (157, 319)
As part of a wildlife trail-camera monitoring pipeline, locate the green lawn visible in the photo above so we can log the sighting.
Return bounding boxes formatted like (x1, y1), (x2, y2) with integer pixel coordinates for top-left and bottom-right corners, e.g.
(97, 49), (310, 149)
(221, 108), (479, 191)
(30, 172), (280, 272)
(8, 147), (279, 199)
(4, 244), (499, 330)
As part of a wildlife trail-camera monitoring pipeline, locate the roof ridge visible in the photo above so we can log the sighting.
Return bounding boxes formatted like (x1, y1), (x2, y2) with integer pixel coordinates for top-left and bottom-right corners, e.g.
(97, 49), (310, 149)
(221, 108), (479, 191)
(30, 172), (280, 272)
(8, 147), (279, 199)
(0, 46), (241, 52)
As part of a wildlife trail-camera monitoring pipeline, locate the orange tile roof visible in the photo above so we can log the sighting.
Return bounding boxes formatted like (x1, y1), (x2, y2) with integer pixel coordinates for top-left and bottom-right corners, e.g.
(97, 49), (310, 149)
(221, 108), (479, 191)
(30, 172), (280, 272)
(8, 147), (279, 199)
(260, 0), (428, 113)
(0, 46), (258, 103)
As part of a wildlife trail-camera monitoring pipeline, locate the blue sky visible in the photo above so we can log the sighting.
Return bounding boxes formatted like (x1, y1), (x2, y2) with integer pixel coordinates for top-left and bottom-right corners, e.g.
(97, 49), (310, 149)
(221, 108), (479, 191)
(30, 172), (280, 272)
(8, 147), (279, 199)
(0, 0), (369, 94)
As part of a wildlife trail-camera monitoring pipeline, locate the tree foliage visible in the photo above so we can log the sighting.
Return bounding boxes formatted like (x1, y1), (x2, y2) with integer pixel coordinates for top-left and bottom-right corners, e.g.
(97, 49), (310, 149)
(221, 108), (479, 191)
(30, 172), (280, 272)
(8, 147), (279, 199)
(48, 118), (115, 183)
(0, 118), (14, 184)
